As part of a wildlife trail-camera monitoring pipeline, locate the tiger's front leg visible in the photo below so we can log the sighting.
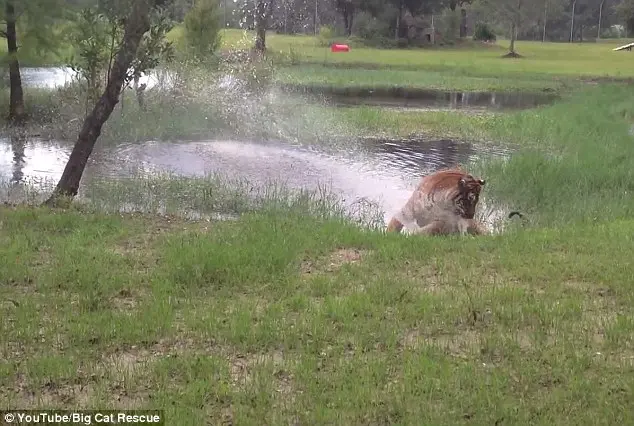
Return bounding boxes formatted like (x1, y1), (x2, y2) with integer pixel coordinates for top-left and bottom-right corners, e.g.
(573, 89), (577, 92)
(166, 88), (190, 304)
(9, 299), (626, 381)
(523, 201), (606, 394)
(465, 219), (488, 236)
(412, 221), (449, 236)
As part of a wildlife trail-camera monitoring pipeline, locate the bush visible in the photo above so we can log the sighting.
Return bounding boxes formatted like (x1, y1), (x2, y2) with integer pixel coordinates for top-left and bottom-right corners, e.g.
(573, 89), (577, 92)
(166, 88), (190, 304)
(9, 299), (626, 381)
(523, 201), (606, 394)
(183, 0), (223, 62)
(354, 11), (393, 47)
(473, 22), (496, 42)
(317, 25), (336, 47)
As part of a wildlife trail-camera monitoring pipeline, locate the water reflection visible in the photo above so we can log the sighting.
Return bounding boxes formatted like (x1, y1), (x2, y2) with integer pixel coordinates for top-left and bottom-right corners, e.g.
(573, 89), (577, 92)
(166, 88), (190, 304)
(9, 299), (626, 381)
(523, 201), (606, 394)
(19, 67), (556, 112)
(9, 133), (26, 183)
(16, 67), (159, 90)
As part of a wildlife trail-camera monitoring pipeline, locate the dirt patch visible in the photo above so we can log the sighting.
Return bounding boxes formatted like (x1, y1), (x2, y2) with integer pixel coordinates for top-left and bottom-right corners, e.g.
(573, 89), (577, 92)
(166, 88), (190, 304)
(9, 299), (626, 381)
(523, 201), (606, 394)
(110, 288), (141, 312)
(400, 328), (482, 358)
(2, 374), (96, 409)
(502, 51), (523, 58)
(300, 248), (370, 275)
(111, 214), (210, 258)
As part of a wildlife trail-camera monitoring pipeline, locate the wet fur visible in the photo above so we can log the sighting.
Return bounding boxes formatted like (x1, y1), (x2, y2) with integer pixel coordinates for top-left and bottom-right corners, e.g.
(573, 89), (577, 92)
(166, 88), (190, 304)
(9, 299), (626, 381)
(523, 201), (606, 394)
(386, 167), (487, 236)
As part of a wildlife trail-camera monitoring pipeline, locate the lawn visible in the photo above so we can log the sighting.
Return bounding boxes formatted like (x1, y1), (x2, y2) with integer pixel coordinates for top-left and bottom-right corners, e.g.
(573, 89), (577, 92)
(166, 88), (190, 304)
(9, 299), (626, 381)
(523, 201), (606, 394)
(207, 28), (634, 80)
(273, 65), (575, 93)
(164, 27), (634, 93)
(1, 203), (633, 425)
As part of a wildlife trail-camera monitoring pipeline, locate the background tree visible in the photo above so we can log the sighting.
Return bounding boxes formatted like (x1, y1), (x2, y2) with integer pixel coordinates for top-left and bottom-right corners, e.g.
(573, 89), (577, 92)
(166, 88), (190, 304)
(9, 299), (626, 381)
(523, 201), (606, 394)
(254, 0), (276, 53)
(444, 0), (473, 37)
(0, 0), (66, 123)
(475, 0), (524, 56)
(615, 0), (634, 36)
(335, 0), (359, 36)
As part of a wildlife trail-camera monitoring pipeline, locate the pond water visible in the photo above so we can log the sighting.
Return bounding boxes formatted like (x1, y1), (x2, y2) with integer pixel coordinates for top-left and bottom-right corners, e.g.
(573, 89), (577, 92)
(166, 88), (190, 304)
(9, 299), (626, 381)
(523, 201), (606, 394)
(0, 135), (511, 224)
(16, 67), (556, 112)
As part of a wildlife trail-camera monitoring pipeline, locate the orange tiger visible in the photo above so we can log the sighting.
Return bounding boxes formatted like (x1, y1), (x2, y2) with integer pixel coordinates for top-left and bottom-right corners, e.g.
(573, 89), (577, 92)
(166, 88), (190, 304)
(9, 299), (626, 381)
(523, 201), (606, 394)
(386, 167), (488, 236)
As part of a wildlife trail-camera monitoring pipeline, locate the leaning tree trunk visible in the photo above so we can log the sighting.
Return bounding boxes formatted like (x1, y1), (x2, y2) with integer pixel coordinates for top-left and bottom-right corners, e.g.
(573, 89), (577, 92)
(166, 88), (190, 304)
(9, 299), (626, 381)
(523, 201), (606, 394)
(5, 1), (25, 123)
(44, 0), (152, 206)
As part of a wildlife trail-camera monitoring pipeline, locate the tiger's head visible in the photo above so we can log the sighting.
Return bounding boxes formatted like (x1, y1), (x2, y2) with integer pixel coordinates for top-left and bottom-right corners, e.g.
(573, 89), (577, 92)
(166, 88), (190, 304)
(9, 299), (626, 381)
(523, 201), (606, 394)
(455, 174), (485, 219)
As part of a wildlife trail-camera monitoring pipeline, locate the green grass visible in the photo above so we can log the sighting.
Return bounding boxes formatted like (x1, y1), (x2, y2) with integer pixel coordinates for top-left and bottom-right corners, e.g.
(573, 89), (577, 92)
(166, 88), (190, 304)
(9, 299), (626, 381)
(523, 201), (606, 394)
(2, 204), (634, 424)
(274, 65), (574, 93)
(164, 27), (634, 93)
(201, 28), (634, 79)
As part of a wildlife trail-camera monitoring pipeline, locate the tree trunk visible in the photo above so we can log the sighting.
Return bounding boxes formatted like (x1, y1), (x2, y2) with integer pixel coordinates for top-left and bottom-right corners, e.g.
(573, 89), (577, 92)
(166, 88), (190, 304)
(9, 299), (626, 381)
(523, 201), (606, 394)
(459, 8), (467, 38)
(542, 0), (548, 42)
(597, 0), (604, 39)
(254, 0), (267, 53)
(5, 1), (25, 123)
(395, 1), (402, 40)
(509, 21), (516, 53)
(313, 0), (317, 36)
(44, 0), (152, 206)
(347, 8), (354, 36)
(569, 0), (576, 43)
(254, 0), (275, 53)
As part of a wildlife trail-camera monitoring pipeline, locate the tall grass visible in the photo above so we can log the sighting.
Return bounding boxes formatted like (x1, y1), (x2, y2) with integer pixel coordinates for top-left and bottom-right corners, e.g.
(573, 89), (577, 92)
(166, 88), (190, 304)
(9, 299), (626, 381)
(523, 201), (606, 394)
(475, 84), (634, 226)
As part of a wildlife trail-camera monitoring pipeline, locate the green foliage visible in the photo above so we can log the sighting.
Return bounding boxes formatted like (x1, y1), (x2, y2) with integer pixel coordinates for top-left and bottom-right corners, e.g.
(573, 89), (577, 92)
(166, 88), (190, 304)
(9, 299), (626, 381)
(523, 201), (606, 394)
(66, 3), (174, 112)
(615, 0), (634, 36)
(183, 0), (223, 62)
(353, 11), (397, 48)
(440, 7), (460, 43)
(67, 8), (117, 105)
(473, 22), (496, 41)
(317, 25), (336, 47)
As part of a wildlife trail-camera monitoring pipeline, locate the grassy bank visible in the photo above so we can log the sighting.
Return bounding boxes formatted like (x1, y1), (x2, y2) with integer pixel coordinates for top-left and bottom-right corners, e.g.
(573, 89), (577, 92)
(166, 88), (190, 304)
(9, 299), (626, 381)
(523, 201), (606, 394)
(2, 203), (634, 424)
(274, 65), (573, 93)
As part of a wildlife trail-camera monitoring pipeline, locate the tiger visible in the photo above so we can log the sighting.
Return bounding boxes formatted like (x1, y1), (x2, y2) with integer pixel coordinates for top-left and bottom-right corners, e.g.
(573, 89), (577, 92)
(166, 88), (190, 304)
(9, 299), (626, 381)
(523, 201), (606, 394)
(386, 167), (488, 236)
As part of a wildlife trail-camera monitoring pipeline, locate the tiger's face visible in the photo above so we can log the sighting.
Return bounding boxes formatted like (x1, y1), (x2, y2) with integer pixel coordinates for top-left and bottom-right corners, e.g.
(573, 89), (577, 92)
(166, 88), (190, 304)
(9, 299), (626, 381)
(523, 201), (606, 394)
(456, 175), (485, 219)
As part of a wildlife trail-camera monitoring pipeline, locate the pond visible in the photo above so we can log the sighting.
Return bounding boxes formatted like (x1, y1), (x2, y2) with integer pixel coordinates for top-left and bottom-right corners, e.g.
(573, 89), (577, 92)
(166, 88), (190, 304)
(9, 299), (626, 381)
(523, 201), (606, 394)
(0, 135), (511, 225)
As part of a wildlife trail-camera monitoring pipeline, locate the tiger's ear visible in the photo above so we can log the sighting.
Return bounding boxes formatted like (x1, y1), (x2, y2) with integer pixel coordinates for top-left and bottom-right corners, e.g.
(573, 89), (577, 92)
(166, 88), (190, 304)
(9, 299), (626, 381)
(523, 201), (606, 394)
(458, 177), (467, 188)
(478, 179), (486, 186)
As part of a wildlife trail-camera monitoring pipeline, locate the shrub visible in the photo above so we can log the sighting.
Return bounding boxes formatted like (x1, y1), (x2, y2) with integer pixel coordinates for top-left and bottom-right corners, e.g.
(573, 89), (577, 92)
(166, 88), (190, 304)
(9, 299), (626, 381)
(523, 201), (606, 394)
(183, 0), (223, 62)
(473, 22), (496, 42)
(318, 25), (336, 47)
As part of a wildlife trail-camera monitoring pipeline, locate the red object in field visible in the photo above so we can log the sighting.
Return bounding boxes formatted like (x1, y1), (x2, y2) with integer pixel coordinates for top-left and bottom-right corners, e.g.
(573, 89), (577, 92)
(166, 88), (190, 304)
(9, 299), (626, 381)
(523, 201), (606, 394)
(331, 43), (350, 52)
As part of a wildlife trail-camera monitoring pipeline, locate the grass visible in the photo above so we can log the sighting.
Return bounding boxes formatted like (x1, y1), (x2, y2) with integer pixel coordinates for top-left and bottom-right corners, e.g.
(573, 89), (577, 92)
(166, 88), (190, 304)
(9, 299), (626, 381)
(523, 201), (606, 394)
(198, 28), (634, 80)
(1, 203), (634, 424)
(273, 65), (575, 93)
(157, 27), (634, 94)
(4, 28), (634, 422)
